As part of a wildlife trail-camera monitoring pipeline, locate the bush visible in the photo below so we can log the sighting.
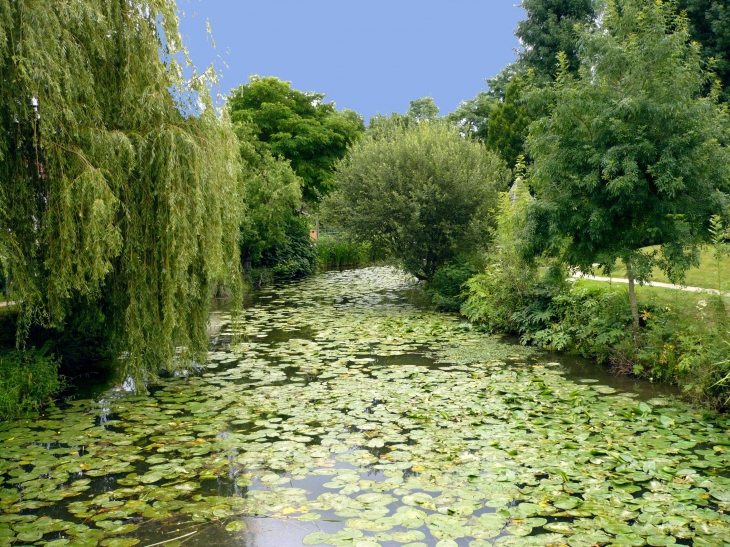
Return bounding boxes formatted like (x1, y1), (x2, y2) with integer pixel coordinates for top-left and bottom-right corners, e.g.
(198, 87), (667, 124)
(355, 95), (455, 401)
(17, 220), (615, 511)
(245, 215), (316, 285)
(426, 258), (482, 311)
(637, 297), (729, 404)
(0, 348), (62, 419)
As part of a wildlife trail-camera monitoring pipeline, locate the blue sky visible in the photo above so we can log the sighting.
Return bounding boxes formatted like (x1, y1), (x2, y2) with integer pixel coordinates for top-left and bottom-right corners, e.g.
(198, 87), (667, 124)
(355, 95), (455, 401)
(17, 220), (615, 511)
(177, 0), (525, 122)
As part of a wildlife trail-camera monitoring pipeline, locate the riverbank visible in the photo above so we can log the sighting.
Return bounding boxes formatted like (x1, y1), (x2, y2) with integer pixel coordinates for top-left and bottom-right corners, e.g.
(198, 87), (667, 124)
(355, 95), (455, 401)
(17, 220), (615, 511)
(460, 267), (730, 410)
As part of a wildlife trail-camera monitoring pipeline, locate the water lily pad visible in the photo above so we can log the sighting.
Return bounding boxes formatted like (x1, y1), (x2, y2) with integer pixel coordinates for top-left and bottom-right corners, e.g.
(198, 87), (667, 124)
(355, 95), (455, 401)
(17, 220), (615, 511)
(303, 531), (332, 545)
(225, 520), (247, 532)
(17, 529), (43, 542)
(100, 539), (140, 547)
(647, 536), (676, 546)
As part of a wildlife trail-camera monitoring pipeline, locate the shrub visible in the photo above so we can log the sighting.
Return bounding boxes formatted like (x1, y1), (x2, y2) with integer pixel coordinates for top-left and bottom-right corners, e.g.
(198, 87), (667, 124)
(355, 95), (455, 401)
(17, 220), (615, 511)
(247, 216), (316, 283)
(427, 258), (483, 312)
(461, 168), (730, 408)
(464, 271), (730, 408)
(637, 296), (729, 406)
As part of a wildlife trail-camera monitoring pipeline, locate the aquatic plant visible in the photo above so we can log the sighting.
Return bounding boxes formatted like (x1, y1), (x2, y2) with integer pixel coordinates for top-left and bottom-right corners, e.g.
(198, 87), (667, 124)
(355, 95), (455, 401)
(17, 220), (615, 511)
(2, 269), (730, 546)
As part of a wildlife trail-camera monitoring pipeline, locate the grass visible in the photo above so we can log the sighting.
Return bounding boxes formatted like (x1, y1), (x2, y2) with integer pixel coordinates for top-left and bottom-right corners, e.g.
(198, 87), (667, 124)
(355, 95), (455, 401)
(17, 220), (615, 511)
(600, 246), (730, 291)
(573, 278), (730, 319)
(315, 235), (371, 270)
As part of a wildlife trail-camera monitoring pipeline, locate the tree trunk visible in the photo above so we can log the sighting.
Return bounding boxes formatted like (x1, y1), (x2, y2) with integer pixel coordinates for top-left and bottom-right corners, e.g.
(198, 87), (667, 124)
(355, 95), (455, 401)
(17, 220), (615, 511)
(625, 257), (640, 333)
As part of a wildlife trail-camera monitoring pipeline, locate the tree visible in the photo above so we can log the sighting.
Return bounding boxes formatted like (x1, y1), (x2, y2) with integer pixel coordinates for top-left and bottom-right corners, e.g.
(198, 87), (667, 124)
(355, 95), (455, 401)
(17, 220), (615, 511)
(236, 132), (303, 268)
(524, 0), (730, 330)
(0, 0), (243, 381)
(676, 0), (730, 102)
(327, 122), (510, 282)
(516, 0), (597, 79)
(445, 91), (497, 141)
(486, 64), (523, 101)
(368, 97), (440, 136)
(407, 97), (440, 123)
(228, 76), (364, 203)
(234, 120), (315, 280)
(487, 75), (535, 169)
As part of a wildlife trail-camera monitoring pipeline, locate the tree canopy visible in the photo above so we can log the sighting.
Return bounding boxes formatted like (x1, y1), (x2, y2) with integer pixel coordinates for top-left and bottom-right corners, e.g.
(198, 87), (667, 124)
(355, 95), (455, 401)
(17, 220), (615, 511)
(524, 0), (730, 327)
(487, 75), (535, 169)
(445, 92), (496, 141)
(406, 97), (440, 123)
(235, 122), (303, 268)
(676, 0), (730, 102)
(228, 76), (364, 204)
(233, 113), (315, 281)
(515, 0), (597, 79)
(327, 122), (510, 282)
(0, 0), (243, 381)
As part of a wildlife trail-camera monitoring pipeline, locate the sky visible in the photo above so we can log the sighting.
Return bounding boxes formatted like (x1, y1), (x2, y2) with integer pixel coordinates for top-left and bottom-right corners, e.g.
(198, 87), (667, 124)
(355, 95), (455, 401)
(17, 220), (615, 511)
(176, 0), (525, 123)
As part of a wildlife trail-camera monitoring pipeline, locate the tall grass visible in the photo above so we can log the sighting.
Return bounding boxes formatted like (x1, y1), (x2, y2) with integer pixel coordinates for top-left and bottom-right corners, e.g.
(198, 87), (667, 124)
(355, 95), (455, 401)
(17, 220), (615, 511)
(315, 235), (372, 270)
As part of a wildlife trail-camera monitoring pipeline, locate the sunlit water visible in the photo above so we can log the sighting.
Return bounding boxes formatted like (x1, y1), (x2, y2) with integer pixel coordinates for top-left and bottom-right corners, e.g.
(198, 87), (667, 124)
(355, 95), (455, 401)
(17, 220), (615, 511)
(1, 267), (730, 547)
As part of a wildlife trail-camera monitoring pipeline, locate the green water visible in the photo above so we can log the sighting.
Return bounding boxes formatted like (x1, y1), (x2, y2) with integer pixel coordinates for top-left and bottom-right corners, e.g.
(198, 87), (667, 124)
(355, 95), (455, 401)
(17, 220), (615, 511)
(2, 267), (730, 547)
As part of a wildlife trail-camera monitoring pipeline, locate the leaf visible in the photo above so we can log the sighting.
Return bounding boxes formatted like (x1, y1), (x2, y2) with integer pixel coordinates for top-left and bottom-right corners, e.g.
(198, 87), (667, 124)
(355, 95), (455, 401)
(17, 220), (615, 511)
(225, 521), (247, 532)
(302, 532), (331, 545)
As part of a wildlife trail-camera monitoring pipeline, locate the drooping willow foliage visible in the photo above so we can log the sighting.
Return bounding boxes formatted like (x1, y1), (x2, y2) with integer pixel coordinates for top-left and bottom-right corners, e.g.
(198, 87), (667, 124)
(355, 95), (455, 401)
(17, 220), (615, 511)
(0, 0), (243, 381)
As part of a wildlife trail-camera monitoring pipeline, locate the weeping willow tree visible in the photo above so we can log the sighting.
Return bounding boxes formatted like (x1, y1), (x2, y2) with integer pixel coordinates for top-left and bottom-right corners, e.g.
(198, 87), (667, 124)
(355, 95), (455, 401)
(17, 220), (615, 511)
(0, 0), (243, 382)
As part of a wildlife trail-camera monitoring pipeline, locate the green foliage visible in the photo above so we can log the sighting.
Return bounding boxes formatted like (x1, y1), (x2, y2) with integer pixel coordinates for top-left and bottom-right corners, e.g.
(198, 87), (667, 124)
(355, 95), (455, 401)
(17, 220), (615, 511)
(315, 235), (373, 270)
(228, 76), (364, 203)
(462, 169), (553, 330)
(486, 63), (523, 101)
(238, 154), (302, 265)
(425, 257), (482, 311)
(0, 348), (61, 419)
(524, 0), (730, 325)
(515, 0), (597, 79)
(406, 97), (440, 123)
(465, 263), (730, 407)
(235, 122), (303, 267)
(0, 0), (243, 383)
(676, 0), (730, 102)
(709, 214), (730, 292)
(635, 296), (728, 389)
(462, 176), (730, 406)
(246, 215), (316, 284)
(487, 75), (535, 168)
(368, 97), (441, 136)
(328, 122), (509, 282)
(445, 91), (497, 141)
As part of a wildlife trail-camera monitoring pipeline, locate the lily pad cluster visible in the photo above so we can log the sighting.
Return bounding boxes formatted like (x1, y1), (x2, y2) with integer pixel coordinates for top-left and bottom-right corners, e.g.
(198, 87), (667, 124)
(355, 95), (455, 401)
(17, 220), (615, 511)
(1, 267), (730, 547)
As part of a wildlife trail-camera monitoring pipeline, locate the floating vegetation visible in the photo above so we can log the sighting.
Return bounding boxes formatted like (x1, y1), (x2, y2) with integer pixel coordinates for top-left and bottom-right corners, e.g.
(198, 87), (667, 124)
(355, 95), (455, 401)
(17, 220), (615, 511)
(2, 268), (730, 546)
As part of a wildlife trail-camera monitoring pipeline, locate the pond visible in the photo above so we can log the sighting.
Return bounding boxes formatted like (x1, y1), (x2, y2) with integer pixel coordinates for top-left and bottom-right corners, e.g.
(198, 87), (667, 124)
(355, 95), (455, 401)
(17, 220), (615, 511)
(2, 267), (730, 547)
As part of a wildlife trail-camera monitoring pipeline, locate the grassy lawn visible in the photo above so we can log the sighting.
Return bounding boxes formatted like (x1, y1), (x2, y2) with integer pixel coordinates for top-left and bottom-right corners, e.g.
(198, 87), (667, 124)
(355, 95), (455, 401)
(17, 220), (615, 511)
(572, 278), (730, 316)
(599, 246), (730, 291)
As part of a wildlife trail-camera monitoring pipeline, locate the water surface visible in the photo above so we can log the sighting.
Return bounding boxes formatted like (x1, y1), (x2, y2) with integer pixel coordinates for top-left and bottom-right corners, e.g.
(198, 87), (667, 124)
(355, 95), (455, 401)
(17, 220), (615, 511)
(1, 267), (730, 547)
